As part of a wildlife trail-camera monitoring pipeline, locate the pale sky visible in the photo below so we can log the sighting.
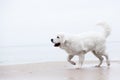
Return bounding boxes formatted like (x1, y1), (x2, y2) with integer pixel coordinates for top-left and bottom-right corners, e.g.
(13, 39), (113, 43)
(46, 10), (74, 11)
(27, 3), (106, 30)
(0, 0), (120, 47)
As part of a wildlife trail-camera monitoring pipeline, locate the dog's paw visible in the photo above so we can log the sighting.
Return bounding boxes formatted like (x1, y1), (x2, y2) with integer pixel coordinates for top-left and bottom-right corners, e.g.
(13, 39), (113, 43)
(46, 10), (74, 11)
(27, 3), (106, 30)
(107, 63), (110, 66)
(73, 65), (81, 69)
(72, 62), (76, 65)
(95, 65), (101, 67)
(71, 62), (76, 65)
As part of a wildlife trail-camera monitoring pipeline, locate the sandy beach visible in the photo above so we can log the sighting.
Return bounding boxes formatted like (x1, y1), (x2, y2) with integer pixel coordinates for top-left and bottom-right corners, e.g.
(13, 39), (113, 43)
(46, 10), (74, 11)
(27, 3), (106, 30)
(0, 61), (120, 80)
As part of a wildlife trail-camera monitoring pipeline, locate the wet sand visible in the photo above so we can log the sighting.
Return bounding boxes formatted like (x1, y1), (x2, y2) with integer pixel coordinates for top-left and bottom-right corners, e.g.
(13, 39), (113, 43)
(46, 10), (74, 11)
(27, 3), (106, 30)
(0, 61), (120, 80)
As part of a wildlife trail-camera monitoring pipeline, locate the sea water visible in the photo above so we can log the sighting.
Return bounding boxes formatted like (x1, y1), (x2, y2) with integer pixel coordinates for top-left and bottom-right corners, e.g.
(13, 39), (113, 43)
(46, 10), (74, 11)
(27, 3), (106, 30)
(0, 42), (120, 65)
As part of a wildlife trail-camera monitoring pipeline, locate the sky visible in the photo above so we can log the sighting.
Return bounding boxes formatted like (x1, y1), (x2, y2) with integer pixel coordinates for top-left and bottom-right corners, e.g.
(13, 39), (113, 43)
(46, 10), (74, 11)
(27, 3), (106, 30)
(0, 0), (120, 46)
(0, 0), (120, 64)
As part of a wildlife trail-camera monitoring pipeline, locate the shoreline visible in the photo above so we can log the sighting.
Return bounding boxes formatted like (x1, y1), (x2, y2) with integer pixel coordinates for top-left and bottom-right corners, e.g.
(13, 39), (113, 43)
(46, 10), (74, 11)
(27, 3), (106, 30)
(0, 60), (120, 66)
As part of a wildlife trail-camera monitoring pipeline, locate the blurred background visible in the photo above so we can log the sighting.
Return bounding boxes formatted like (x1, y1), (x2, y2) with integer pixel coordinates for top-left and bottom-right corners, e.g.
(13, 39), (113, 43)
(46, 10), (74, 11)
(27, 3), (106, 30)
(0, 0), (120, 65)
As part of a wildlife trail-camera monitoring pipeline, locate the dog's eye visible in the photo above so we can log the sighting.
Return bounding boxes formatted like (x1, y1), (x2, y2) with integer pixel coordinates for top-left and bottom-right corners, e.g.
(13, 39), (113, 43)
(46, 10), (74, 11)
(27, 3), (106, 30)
(57, 36), (60, 39)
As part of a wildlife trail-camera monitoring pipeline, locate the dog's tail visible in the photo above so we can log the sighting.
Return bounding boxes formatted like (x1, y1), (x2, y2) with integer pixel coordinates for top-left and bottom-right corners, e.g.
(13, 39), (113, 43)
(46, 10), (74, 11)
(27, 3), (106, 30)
(97, 22), (111, 38)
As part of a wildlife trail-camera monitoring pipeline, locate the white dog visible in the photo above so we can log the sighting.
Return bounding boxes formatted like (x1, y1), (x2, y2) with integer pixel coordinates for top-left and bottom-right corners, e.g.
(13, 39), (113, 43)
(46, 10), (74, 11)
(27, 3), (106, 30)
(51, 22), (111, 68)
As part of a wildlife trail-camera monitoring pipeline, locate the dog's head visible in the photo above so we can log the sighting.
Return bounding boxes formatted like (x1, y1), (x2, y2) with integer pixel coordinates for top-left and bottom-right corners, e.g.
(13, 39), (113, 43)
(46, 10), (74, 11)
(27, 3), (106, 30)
(51, 34), (66, 47)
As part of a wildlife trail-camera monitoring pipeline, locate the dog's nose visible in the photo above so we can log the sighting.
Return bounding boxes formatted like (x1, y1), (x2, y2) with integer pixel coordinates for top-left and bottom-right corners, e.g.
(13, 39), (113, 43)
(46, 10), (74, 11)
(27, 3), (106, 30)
(51, 39), (53, 42)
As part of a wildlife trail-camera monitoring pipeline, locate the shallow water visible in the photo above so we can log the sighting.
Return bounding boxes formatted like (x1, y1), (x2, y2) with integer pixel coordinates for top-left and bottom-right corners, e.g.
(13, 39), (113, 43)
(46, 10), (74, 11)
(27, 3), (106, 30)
(0, 42), (120, 65)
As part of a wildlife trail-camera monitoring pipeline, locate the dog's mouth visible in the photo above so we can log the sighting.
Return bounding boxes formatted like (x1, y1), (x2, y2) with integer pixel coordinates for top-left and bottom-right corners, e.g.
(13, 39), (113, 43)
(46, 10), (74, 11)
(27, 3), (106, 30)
(54, 43), (61, 47)
(50, 39), (61, 47)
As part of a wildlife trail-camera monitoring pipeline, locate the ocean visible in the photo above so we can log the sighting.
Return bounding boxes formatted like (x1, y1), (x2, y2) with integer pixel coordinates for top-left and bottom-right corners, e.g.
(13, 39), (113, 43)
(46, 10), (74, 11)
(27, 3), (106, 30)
(0, 42), (120, 65)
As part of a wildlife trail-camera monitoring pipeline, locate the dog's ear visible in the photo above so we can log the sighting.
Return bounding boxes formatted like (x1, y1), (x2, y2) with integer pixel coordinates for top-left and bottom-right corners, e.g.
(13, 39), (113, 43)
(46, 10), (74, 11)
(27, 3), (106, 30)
(63, 39), (72, 47)
(59, 33), (69, 44)
(61, 35), (66, 44)
(62, 36), (69, 45)
(60, 34), (67, 44)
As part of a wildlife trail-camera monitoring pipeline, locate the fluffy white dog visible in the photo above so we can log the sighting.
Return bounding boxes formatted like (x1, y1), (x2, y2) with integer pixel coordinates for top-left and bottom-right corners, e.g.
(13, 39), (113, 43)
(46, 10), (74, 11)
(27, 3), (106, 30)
(51, 22), (111, 68)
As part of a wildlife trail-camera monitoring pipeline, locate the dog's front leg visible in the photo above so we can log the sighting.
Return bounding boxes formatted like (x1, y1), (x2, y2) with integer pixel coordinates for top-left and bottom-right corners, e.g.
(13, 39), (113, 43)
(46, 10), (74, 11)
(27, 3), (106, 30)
(78, 53), (85, 68)
(67, 55), (76, 65)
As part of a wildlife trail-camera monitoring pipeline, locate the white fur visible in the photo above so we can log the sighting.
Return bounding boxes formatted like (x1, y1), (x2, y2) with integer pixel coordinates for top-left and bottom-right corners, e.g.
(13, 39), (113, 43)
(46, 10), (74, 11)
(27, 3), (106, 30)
(51, 22), (111, 68)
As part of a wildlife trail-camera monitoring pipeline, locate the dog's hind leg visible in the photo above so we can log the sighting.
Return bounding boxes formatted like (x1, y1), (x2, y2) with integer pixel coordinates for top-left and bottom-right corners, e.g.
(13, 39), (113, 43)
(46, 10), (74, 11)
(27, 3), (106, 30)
(92, 51), (104, 67)
(67, 55), (76, 65)
(103, 53), (110, 66)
